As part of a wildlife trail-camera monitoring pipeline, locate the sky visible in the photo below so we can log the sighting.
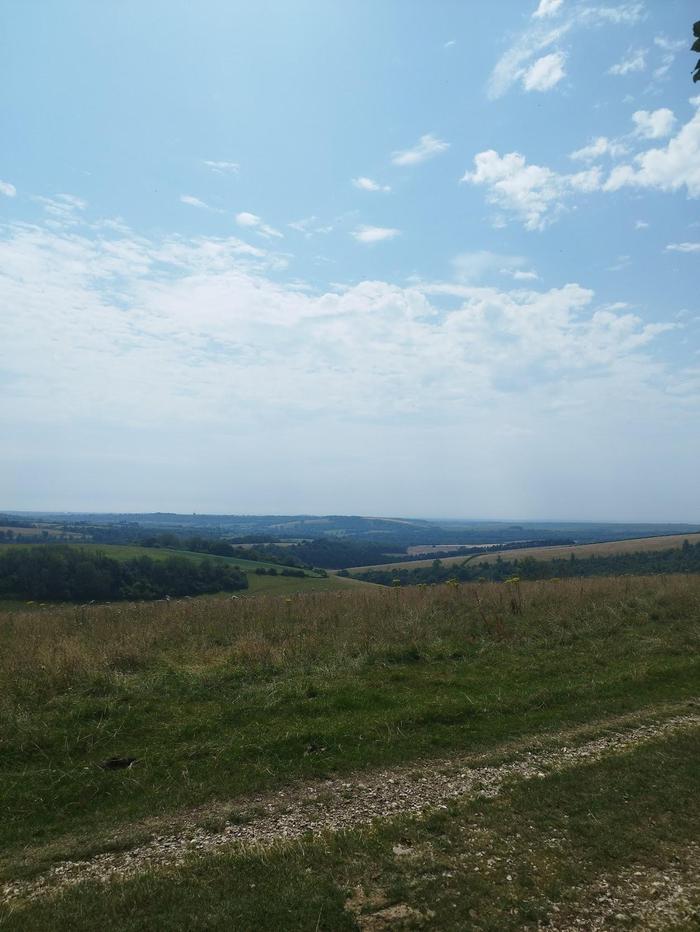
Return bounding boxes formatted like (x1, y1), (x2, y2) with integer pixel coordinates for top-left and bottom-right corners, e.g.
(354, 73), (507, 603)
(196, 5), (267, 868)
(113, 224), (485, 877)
(1, 0), (699, 521)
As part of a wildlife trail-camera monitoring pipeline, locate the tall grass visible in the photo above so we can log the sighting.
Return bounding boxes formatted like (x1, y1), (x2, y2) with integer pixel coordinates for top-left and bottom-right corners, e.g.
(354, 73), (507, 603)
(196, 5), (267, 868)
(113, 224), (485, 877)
(2, 574), (698, 704)
(1, 574), (698, 868)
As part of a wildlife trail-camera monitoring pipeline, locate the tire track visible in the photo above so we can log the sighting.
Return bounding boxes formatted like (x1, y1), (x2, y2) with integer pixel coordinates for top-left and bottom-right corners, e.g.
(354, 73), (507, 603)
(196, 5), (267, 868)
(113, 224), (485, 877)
(3, 709), (699, 906)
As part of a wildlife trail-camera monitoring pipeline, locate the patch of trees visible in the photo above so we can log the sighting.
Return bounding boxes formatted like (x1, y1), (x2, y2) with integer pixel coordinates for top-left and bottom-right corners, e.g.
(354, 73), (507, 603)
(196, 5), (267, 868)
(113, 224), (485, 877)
(254, 566), (308, 578)
(353, 540), (700, 586)
(281, 538), (397, 569)
(0, 546), (248, 602)
(0, 514), (38, 528)
(138, 534), (307, 569)
(272, 536), (576, 569)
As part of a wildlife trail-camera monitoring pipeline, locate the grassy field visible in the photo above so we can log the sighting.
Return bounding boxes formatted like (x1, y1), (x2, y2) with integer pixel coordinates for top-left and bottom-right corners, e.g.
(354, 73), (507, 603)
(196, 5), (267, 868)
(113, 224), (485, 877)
(0, 541), (287, 572)
(0, 572), (698, 919)
(5, 726), (698, 930)
(0, 525), (80, 539)
(346, 531), (700, 573)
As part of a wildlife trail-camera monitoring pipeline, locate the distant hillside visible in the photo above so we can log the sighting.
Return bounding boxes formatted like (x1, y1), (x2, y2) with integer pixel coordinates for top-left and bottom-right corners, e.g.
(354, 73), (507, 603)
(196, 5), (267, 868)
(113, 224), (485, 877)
(6, 512), (699, 550)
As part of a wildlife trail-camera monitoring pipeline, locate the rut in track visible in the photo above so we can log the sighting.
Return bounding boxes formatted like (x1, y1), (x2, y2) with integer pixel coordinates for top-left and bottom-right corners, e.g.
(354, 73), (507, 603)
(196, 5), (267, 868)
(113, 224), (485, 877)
(3, 708), (699, 906)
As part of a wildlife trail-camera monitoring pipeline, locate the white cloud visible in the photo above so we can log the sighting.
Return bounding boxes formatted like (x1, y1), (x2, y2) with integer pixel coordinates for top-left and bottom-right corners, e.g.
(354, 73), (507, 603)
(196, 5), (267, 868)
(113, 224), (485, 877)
(570, 136), (627, 162)
(666, 242), (700, 253)
(444, 39), (456, 49)
(635, 220), (650, 229)
(461, 150), (601, 230)
(533, 0), (563, 19)
(0, 180), (16, 197)
(453, 251), (520, 281)
(605, 105), (700, 198)
(653, 35), (686, 79)
(0, 217), (680, 435)
(468, 104), (700, 228)
(580, 4), (644, 26)
(33, 193), (87, 226)
(180, 194), (211, 209)
(632, 108), (676, 140)
(391, 134), (449, 166)
(203, 160), (240, 174)
(3, 212), (696, 518)
(353, 176), (391, 192)
(488, 3), (643, 99)
(608, 48), (646, 76)
(235, 211), (283, 238)
(451, 251), (538, 283)
(523, 51), (566, 91)
(351, 225), (400, 244)
(288, 216), (334, 236)
(608, 254), (632, 272)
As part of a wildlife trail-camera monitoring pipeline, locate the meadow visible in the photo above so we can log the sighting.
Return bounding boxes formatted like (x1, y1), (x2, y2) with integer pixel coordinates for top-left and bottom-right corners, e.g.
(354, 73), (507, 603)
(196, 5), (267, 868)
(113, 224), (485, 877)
(1, 572), (698, 927)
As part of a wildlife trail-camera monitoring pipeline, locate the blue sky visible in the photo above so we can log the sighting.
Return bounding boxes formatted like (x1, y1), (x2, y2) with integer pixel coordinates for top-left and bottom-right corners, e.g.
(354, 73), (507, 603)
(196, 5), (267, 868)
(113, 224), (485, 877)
(1, 0), (699, 520)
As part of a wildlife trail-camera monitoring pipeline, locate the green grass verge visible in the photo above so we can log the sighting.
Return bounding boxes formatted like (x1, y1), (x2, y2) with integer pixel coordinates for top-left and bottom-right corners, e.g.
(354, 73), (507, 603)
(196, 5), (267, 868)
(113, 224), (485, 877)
(1, 576), (698, 878)
(3, 729), (698, 930)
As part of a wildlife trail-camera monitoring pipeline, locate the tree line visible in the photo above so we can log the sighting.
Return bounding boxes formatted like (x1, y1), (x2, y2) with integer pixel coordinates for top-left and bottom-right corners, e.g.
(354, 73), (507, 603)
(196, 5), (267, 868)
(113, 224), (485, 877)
(0, 546), (248, 602)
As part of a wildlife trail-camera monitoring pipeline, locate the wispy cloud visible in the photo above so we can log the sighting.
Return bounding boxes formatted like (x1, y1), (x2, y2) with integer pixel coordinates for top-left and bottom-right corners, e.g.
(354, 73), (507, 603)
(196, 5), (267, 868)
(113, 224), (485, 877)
(33, 193), (87, 225)
(288, 216), (334, 237)
(351, 225), (400, 243)
(0, 180), (16, 197)
(235, 211), (283, 238)
(203, 160), (240, 174)
(653, 35), (686, 79)
(452, 251), (535, 282)
(666, 242), (700, 253)
(488, 2), (643, 99)
(391, 134), (449, 166)
(608, 48), (647, 76)
(180, 194), (212, 209)
(444, 39), (456, 49)
(532, 0), (563, 19)
(570, 136), (628, 162)
(579, 4), (645, 26)
(353, 176), (391, 193)
(522, 51), (566, 91)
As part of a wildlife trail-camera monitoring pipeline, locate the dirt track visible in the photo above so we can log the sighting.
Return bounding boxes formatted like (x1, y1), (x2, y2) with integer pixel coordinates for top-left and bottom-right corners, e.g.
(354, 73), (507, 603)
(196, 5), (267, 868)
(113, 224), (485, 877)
(3, 703), (698, 907)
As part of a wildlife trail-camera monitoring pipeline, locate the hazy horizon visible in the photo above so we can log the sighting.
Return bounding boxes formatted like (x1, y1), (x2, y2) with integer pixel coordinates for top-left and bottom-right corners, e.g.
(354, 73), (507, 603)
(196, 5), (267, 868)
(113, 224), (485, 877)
(3, 508), (699, 529)
(2, 1), (698, 522)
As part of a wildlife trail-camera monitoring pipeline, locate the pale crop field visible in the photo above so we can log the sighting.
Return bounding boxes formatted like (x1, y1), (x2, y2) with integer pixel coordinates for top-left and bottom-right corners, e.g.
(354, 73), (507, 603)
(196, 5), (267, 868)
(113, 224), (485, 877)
(345, 532), (700, 573)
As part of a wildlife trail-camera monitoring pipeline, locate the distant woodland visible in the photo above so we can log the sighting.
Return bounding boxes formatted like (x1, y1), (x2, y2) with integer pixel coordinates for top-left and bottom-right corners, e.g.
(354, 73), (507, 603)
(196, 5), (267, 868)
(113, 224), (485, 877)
(0, 547), (248, 602)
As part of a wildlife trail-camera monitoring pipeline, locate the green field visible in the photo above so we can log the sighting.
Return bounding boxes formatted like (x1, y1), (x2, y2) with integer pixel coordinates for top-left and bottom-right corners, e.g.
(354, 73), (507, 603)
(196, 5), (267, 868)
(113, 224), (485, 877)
(0, 541), (288, 572)
(0, 573), (699, 928)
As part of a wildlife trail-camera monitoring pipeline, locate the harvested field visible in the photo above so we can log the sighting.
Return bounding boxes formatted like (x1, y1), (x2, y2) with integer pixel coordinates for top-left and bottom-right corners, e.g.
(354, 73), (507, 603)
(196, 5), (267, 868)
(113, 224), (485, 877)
(347, 531), (700, 573)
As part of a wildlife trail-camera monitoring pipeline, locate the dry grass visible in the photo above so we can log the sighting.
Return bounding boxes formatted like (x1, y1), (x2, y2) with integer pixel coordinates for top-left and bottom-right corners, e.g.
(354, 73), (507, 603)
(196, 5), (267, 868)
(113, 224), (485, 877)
(1, 574), (698, 704)
(347, 532), (700, 573)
